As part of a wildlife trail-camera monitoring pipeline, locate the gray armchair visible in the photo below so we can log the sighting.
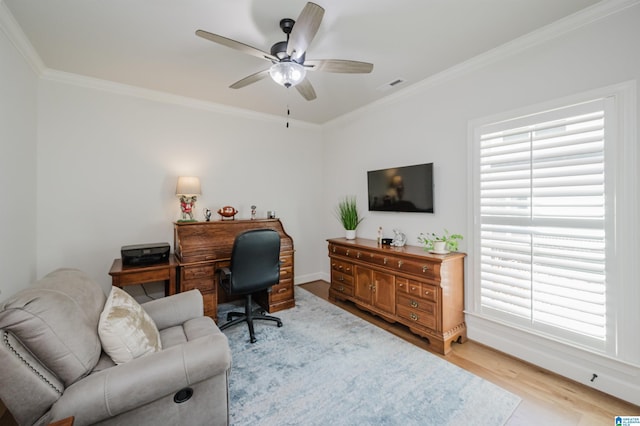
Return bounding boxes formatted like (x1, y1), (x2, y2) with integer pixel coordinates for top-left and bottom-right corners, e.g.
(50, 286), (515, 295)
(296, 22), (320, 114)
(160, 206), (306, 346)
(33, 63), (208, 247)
(0, 268), (232, 426)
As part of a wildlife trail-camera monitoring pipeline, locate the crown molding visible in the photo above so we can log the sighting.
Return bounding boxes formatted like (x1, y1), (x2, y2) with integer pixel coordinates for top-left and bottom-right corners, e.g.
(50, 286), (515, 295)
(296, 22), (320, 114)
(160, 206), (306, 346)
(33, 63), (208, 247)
(0, 0), (44, 75)
(325, 0), (640, 129)
(40, 69), (321, 131)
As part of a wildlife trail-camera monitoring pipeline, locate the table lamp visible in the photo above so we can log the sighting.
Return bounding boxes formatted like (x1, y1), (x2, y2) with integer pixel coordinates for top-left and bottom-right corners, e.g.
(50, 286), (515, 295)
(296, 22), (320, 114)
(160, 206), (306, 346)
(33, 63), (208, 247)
(176, 176), (201, 222)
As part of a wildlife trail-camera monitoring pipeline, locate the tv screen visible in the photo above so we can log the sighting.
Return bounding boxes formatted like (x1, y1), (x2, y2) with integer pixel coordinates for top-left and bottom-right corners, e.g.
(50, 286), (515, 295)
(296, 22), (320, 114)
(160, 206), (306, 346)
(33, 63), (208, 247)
(367, 163), (434, 213)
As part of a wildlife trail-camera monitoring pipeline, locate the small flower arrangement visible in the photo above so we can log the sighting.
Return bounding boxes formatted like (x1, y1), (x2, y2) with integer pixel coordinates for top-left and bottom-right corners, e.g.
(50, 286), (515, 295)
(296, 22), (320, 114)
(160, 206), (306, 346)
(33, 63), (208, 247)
(417, 229), (463, 252)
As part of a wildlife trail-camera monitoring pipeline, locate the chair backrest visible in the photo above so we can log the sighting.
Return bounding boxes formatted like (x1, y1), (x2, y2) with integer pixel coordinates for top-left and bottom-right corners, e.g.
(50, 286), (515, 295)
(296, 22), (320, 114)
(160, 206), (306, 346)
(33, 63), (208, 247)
(0, 268), (106, 425)
(228, 229), (281, 295)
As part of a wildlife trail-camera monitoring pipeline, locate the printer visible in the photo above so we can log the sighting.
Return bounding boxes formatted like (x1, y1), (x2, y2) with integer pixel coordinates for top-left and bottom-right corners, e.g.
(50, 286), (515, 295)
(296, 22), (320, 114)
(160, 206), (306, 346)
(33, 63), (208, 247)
(121, 242), (170, 266)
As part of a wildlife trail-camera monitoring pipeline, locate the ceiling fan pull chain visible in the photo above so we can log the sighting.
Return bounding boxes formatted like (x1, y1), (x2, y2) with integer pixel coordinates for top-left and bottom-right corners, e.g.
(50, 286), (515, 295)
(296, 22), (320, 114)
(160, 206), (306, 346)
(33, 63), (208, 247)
(287, 104), (291, 128)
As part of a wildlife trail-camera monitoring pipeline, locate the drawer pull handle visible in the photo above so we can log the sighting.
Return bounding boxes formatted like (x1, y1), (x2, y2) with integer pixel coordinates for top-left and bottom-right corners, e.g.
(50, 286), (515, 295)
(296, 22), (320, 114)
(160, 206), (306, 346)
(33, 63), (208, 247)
(357, 252), (361, 259)
(339, 286), (345, 291)
(332, 247), (336, 253)
(424, 290), (430, 295)
(338, 265), (343, 270)
(277, 288), (287, 293)
(338, 275), (344, 281)
(346, 250), (350, 256)
(410, 286), (416, 291)
(410, 313), (419, 321)
(397, 260), (403, 268)
(383, 258), (388, 265)
(410, 300), (419, 308)
(423, 265), (429, 273)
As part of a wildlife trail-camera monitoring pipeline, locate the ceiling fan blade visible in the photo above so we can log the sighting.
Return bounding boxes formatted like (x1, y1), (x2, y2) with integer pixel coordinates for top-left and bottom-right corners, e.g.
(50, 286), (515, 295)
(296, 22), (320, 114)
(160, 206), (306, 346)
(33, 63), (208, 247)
(287, 2), (325, 61)
(295, 78), (317, 101)
(230, 69), (270, 89)
(304, 59), (374, 74)
(196, 29), (277, 62)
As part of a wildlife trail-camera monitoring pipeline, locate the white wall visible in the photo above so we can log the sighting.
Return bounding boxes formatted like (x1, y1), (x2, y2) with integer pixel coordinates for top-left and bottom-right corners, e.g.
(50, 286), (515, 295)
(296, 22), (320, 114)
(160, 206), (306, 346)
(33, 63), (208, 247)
(322, 4), (640, 404)
(36, 77), (325, 287)
(0, 21), (38, 299)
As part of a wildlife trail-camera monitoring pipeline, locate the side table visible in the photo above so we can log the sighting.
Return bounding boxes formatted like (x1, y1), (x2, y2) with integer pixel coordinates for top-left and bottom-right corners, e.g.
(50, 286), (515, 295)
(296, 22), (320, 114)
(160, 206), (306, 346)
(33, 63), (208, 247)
(108, 254), (178, 296)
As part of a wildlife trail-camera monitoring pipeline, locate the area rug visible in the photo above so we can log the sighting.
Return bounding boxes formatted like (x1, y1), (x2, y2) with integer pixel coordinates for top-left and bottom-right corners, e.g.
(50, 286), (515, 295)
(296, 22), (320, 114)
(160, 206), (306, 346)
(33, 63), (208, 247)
(218, 287), (521, 426)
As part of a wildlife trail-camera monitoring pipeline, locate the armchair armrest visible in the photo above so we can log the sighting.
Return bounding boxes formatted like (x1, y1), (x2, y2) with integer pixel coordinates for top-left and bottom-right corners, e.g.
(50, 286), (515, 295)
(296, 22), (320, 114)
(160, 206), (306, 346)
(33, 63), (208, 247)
(142, 289), (203, 330)
(51, 332), (231, 424)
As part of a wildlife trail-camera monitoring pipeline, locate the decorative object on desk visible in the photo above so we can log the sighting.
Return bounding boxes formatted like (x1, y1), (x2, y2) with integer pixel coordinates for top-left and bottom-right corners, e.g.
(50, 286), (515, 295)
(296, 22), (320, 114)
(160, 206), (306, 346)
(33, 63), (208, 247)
(251, 205), (257, 220)
(203, 208), (212, 222)
(377, 226), (383, 245)
(267, 210), (276, 219)
(218, 205), (238, 220)
(335, 196), (363, 240)
(175, 176), (201, 222)
(390, 228), (407, 247)
(418, 229), (463, 253)
(381, 238), (393, 245)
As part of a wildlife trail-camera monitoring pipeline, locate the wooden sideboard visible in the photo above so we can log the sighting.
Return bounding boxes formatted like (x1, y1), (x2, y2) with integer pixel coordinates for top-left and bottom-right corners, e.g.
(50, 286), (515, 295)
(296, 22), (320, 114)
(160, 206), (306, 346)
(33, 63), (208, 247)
(327, 237), (466, 354)
(174, 219), (295, 320)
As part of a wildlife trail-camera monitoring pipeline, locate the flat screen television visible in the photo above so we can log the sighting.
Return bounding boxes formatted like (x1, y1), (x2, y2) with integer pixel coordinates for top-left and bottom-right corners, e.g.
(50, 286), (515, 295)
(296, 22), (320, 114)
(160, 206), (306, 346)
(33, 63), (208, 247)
(367, 163), (434, 213)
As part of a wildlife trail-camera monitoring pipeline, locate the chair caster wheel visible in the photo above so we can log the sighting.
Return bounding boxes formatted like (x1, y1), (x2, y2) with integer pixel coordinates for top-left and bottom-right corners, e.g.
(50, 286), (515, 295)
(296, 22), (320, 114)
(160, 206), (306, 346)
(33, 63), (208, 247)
(277, 321), (283, 327)
(250, 337), (257, 344)
(226, 314), (232, 321)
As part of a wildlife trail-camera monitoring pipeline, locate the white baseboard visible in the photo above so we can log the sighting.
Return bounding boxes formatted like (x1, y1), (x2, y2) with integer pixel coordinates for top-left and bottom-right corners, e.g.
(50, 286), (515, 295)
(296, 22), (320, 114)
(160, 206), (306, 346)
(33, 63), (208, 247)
(294, 272), (327, 285)
(466, 314), (640, 406)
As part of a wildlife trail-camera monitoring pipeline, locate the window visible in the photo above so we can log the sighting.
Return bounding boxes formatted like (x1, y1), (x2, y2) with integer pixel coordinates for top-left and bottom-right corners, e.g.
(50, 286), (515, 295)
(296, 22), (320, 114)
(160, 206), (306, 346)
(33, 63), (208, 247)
(470, 83), (637, 361)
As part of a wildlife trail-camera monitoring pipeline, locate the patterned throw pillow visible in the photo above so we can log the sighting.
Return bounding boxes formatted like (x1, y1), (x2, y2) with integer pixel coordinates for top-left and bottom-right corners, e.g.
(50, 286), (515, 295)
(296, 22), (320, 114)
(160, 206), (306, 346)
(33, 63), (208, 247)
(98, 286), (162, 364)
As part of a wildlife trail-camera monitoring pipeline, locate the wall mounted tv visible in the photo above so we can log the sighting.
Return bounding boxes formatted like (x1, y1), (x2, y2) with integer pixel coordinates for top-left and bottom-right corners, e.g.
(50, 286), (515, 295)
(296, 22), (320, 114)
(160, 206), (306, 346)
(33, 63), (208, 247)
(367, 163), (434, 213)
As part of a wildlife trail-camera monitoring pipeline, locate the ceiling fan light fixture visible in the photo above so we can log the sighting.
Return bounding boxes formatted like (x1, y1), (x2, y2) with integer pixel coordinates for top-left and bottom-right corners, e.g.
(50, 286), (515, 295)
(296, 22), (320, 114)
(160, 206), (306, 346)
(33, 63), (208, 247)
(269, 61), (306, 88)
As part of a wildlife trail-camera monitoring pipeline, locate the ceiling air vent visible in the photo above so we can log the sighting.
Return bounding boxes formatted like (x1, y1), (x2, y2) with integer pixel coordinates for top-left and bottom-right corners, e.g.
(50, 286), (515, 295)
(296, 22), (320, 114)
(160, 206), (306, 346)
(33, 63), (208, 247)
(377, 78), (406, 91)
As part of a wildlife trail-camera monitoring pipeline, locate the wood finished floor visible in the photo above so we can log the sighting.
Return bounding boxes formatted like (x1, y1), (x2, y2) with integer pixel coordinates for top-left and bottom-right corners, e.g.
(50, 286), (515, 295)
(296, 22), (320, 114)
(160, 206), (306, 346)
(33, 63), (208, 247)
(299, 280), (639, 426)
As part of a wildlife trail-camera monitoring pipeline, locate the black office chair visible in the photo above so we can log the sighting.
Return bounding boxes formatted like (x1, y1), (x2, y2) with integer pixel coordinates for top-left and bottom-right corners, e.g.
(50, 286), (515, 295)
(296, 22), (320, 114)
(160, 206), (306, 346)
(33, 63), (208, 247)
(218, 229), (283, 343)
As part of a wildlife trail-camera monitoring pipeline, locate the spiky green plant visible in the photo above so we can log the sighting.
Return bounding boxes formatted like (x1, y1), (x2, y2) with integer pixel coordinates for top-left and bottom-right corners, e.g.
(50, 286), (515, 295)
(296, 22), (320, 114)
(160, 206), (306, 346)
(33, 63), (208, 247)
(335, 196), (364, 230)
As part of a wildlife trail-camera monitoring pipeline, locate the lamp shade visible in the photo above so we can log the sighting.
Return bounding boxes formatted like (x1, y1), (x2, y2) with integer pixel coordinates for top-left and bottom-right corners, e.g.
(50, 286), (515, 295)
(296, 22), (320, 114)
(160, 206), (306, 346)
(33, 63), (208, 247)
(176, 176), (201, 196)
(269, 61), (306, 88)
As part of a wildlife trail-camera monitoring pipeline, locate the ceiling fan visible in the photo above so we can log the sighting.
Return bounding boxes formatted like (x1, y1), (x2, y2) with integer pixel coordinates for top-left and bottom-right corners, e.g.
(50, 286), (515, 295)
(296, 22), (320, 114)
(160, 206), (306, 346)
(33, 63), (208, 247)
(195, 2), (373, 101)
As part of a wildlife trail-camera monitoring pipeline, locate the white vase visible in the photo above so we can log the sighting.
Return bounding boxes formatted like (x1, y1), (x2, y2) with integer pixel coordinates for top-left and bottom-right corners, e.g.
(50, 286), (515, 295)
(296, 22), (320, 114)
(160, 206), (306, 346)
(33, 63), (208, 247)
(345, 229), (356, 240)
(433, 241), (447, 253)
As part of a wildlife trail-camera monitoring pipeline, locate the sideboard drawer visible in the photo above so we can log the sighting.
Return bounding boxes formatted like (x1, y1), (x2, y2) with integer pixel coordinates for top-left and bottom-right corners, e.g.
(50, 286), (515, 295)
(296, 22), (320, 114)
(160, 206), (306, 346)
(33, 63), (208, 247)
(397, 304), (436, 329)
(331, 260), (354, 275)
(397, 259), (440, 279)
(332, 272), (354, 286)
(331, 281), (354, 297)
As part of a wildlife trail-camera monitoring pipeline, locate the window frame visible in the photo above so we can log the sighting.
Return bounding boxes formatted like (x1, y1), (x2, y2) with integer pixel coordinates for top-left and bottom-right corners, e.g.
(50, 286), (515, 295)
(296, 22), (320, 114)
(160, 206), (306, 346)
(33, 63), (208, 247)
(467, 81), (639, 364)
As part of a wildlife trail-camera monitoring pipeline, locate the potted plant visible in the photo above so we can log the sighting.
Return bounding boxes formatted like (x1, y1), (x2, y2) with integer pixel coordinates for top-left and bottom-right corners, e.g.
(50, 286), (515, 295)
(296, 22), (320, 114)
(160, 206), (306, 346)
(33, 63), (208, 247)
(335, 196), (364, 240)
(417, 229), (463, 253)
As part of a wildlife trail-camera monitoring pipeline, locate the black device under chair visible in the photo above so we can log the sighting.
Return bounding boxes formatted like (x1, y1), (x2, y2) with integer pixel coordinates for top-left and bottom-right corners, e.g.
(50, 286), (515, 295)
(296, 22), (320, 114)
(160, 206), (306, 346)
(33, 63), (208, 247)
(217, 228), (283, 343)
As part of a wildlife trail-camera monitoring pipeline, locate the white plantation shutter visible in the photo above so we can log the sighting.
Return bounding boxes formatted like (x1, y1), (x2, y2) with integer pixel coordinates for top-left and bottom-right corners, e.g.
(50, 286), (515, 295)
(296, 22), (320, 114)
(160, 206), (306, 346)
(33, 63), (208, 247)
(477, 98), (609, 350)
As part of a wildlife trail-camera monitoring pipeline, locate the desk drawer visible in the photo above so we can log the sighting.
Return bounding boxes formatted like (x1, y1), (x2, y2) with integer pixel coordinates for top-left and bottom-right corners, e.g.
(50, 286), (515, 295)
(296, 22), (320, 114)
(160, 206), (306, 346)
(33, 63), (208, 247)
(279, 266), (293, 281)
(202, 292), (217, 319)
(279, 253), (293, 269)
(182, 264), (215, 280)
(181, 277), (215, 293)
(270, 280), (293, 302)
